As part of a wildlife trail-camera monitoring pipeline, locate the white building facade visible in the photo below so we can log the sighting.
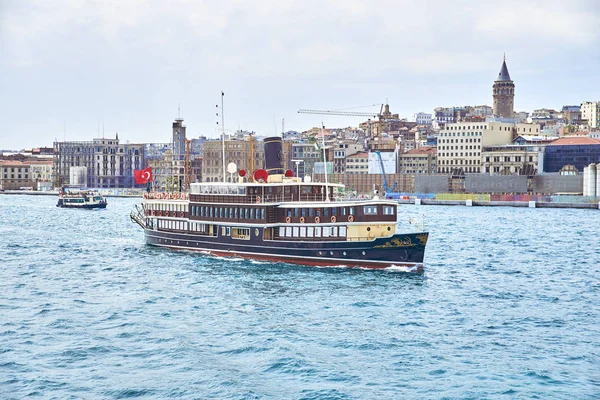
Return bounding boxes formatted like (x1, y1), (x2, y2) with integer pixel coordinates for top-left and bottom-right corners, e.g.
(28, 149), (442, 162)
(581, 101), (600, 128)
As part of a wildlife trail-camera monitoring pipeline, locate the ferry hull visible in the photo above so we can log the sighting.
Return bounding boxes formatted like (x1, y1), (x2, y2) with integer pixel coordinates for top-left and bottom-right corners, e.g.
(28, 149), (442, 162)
(57, 203), (107, 209)
(142, 228), (427, 270)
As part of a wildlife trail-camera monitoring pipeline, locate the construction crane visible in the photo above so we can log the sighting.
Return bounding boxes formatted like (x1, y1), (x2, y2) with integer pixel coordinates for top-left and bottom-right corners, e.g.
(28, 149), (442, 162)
(375, 150), (398, 195)
(298, 105), (385, 139)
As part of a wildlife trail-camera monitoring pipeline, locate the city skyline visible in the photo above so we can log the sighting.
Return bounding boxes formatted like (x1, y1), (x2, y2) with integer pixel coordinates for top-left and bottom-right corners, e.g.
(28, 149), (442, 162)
(1, 0), (599, 149)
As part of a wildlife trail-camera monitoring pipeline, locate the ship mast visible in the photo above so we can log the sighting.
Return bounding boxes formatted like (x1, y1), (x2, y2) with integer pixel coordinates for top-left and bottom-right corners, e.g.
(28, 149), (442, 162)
(220, 91), (226, 182)
(322, 123), (330, 202)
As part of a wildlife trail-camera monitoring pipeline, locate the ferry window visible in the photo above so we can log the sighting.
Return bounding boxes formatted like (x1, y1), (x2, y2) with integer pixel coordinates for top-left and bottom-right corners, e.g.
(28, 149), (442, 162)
(250, 208), (255, 219)
(294, 208), (299, 218)
(261, 209), (265, 220)
(287, 209), (292, 218)
(332, 226), (338, 237)
(339, 226), (347, 237)
(293, 227), (299, 237)
(280, 209), (286, 217)
(232, 227), (250, 240)
(383, 206), (395, 215)
(300, 227), (307, 237)
(301, 208), (307, 218)
(286, 227), (292, 237)
(349, 207), (355, 215)
(323, 227), (331, 237)
(229, 208), (234, 218)
(363, 206), (377, 215)
(315, 227), (322, 237)
(324, 208), (329, 217)
(307, 227), (314, 237)
(309, 208), (314, 217)
(245, 208), (249, 219)
(332, 208), (337, 216)
(341, 208), (346, 216)
(235, 208), (238, 219)
(316, 209), (321, 217)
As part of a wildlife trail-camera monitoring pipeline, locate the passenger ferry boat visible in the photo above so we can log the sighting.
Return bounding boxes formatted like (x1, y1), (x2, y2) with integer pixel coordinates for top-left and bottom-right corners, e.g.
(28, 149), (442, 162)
(130, 137), (428, 270)
(57, 187), (107, 209)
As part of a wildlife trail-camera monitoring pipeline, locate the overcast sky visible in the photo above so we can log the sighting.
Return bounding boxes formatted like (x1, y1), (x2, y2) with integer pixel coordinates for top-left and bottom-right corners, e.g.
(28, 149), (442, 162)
(1, 0), (599, 149)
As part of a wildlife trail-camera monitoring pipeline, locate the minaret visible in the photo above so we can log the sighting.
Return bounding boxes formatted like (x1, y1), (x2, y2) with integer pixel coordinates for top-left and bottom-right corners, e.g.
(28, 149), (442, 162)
(492, 55), (515, 118)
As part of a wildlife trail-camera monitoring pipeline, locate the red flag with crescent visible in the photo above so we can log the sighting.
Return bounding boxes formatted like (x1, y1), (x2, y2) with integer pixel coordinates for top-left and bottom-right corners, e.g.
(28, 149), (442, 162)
(134, 167), (152, 184)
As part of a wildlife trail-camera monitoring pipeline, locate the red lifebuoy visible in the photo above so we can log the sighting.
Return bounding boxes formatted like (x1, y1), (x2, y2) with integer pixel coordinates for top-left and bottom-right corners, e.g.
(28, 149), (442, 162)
(315, 216), (320, 223)
(152, 210), (156, 216)
(300, 217), (305, 223)
(331, 216), (336, 223)
(173, 193), (179, 200)
(158, 211), (163, 216)
(165, 211), (170, 217)
(180, 212), (184, 218)
(286, 216), (291, 223)
(348, 215), (354, 222)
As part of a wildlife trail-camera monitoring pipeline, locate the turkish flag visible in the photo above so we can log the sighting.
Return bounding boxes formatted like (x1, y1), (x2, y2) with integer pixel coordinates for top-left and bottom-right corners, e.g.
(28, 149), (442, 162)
(134, 167), (152, 184)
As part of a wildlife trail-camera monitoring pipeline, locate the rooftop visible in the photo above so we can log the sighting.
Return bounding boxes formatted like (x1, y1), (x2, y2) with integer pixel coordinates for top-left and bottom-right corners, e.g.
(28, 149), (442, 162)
(549, 137), (600, 146)
(496, 58), (512, 82)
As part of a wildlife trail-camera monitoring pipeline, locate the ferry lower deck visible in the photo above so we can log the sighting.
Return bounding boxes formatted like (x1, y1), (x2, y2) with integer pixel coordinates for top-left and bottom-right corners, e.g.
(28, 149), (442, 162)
(142, 223), (428, 270)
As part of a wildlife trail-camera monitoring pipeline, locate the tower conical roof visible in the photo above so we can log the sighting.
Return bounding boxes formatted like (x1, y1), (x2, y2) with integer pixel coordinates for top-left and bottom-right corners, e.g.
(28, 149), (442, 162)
(496, 59), (511, 81)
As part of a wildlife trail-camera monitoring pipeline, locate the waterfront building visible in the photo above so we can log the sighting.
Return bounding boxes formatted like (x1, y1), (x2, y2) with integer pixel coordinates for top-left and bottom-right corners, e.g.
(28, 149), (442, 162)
(433, 107), (456, 126)
(492, 57), (515, 119)
(28, 160), (54, 190)
(202, 137), (265, 182)
(0, 160), (34, 190)
(436, 121), (540, 174)
(53, 135), (145, 188)
(345, 152), (368, 174)
(544, 137), (600, 173)
(332, 140), (364, 174)
(398, 146), (437, 175)
(481, 145), (544, 176)
(172, 118), (186, 161)
(561, 105), (582, 125)
(413, 112), (432, 126)
(581, 101), (600, 128)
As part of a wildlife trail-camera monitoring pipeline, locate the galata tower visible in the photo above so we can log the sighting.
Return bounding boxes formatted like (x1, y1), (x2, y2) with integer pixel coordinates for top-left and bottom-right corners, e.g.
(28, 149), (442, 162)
(492, 56), (515, 118)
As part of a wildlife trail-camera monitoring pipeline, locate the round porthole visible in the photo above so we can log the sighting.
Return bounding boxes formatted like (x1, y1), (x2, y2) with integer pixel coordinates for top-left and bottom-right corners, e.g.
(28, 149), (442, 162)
(255, 229), (259, 236)
(367, 227), (371, 232)
(343, 252), (347, 256)
(330, 251), (334, 255)
(319, 251), (323, 255)
(387, 227), (391, 231)
(362, 251), (366, 256)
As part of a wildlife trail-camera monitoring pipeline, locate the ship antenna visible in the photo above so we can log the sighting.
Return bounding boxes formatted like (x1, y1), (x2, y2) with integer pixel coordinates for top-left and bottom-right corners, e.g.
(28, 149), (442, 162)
(322, 123), (330, 202)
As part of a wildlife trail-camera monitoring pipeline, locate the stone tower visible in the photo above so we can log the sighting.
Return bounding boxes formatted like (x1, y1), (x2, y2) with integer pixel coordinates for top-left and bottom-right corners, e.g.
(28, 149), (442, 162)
(492, 56), (515, 118)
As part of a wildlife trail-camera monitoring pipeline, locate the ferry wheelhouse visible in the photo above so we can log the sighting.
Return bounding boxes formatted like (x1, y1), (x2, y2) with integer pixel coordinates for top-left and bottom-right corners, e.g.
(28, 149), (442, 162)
(130, 137), (428, 270)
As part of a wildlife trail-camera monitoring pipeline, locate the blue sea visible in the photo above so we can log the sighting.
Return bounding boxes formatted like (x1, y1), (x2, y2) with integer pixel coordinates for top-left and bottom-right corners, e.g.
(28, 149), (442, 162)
(1, 194), (599, 399)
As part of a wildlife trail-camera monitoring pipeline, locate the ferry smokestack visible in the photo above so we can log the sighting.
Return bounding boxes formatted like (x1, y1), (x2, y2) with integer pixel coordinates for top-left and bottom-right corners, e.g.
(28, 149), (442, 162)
(264, 136), (284, 175)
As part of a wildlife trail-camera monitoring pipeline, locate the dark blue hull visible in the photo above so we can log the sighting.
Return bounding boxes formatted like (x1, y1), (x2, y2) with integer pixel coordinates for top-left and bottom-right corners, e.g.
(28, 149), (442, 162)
(57, 203), (107, 209)
(143, 227), (428, 269)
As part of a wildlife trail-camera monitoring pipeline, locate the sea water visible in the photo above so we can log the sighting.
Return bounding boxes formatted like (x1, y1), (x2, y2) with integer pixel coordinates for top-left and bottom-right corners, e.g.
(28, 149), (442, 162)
(1, 195), (599, 399)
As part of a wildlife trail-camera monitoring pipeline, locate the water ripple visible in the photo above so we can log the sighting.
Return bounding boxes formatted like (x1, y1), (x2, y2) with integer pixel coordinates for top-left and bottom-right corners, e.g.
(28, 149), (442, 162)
(0, 195), (599, 399)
